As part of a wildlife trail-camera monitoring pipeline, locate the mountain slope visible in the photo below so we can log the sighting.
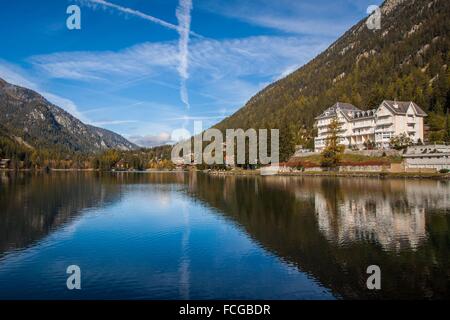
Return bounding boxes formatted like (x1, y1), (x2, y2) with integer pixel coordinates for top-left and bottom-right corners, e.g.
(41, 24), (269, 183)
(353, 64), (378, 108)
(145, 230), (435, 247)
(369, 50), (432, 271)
(0, 77), (137, 153)
(215, 0), (450, 159)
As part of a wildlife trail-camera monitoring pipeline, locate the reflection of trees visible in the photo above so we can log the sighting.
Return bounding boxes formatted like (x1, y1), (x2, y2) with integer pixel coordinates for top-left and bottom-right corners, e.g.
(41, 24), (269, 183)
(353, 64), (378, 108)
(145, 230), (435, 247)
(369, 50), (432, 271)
(1, 172), (448, 299)
(0, 172), (119, 255)
(187, 174), (450, 299)
(0, 172), (187, 256)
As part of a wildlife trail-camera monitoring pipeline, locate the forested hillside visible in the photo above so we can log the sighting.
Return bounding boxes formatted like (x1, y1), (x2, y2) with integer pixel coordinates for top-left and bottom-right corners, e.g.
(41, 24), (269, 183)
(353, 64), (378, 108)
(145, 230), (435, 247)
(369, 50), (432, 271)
(215, 0), (450, 160)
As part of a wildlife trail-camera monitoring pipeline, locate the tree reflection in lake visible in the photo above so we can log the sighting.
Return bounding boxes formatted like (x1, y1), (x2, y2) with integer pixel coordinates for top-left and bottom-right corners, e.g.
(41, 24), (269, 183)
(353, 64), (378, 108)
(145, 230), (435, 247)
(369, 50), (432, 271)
(186, 174), (450, 299)
(0, 172), (448, 299)
(0, 172), (187, 256)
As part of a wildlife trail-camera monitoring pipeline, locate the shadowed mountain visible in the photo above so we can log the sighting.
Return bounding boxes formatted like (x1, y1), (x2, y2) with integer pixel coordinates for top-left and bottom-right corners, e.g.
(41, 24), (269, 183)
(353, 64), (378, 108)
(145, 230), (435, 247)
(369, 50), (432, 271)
(215, 0), (450, 156)
(0, 77), (137, 153)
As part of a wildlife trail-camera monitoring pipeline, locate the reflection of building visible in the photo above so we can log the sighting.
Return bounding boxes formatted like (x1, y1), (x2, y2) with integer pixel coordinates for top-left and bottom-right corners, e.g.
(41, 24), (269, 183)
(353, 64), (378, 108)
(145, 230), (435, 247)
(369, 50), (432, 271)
(403, 145), (450, 171)
(315, 193), (426, 251)
(0, 159), (10, 169)
(313, 179), (450, 251)
(314, 100), (427, 152)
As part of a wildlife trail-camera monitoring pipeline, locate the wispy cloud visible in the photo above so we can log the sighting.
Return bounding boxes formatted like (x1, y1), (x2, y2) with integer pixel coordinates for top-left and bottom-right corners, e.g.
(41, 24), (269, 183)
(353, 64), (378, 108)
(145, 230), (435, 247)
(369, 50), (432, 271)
(197, 0), (359, 37)
(163, 115), (228, 121)
(30, 42), (179, 80)
(90, 120), (139, 126)
(30, 36), (326, 97)
(29, 36), (328, 116)
(176, 0), (193, 109)
(128, 132), (172, 147)
(79, 0), (199, 109)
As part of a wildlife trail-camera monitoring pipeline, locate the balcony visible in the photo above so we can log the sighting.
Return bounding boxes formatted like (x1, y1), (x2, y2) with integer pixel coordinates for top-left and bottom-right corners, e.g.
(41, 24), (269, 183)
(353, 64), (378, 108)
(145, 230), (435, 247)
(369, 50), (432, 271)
(375, 128), (393, 133)
(352, 128), (375, 134)
(353, 123), (374, 129)
(375, 121), (393, 127)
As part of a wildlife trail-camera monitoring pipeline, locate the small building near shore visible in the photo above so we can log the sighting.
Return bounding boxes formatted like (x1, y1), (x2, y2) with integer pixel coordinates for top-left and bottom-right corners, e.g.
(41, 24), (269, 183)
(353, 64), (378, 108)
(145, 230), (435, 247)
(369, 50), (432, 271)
(403, 145), (450, 171)
(114, 159), (130, 171)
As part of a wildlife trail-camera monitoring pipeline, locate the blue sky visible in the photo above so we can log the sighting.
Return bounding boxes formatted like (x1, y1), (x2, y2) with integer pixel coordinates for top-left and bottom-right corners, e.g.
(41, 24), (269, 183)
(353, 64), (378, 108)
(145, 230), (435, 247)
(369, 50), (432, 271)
(0, 0), (382, 147)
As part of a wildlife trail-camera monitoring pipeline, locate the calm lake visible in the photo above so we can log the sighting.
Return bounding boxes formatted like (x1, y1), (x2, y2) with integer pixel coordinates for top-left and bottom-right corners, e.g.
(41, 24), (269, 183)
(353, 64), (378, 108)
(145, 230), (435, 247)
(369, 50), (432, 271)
(0, 172), (449, 299)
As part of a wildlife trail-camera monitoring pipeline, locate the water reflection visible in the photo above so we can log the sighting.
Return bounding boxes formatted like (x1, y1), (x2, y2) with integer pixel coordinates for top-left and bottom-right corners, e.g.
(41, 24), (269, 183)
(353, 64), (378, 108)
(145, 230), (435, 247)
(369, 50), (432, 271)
(312, 178), (449, 251)
(0, 172), (187, 256)
(0, 172), (449, 299)
(187, 174), (450, 299)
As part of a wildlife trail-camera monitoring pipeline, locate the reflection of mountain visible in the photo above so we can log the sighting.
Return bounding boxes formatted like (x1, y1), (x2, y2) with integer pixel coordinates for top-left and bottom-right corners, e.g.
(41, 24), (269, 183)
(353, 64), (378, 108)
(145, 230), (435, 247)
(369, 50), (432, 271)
(0, 172), (120, 255)
(0, 172), (188, 256)
(187, 174), (450, 299)
(1, 172), (448, 299)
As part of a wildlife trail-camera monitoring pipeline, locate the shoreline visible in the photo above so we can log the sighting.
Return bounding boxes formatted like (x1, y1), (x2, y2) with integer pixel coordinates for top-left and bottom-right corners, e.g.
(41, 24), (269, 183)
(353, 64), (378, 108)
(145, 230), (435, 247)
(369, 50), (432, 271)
(1, 168), (449, 180)
(207, 169), (450, 180)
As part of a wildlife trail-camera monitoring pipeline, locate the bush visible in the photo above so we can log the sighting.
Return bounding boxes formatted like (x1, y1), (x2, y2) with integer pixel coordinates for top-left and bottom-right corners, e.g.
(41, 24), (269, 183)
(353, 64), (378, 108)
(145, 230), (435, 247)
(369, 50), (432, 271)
(439, 169), (449, 174)
(390, 133), (413, 150)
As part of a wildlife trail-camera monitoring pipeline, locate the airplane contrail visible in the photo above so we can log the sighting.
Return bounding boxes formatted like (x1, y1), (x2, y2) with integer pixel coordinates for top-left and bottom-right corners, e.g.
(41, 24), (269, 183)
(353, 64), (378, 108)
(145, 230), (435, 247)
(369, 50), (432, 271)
(85, 0), (202, 38)
(83, 0), (197, 109)
(176, 0), (193, 109)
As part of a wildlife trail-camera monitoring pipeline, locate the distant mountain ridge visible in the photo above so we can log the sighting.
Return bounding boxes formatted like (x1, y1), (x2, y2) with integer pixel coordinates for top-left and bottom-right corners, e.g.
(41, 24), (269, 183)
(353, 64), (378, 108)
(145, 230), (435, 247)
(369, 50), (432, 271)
(215, 0), (450, 158)
(0, 77), (137, 153)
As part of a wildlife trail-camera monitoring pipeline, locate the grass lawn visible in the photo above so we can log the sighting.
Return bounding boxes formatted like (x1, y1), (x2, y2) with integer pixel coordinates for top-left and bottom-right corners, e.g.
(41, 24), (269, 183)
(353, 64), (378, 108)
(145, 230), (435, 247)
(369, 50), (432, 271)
(289, 153), (403, 167)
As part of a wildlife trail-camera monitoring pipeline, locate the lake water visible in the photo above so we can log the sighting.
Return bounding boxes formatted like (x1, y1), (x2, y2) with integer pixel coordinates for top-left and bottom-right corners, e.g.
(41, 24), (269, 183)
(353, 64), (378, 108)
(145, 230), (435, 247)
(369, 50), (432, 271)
(0, 172), (449, 299)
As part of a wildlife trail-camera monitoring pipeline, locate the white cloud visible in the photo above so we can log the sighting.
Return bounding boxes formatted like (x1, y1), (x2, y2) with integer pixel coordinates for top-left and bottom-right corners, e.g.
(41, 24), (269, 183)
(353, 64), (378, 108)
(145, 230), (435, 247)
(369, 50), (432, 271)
(90, 120), (139, 126)
(25, 35), (328, 136)
(196, 0), (355, 37)
(163, 115), (228, 121)
(129, 132), (172, 147)
(29, 42), (180, 80)
(29, 36), (326, 107)
(79, 0), (196, 109)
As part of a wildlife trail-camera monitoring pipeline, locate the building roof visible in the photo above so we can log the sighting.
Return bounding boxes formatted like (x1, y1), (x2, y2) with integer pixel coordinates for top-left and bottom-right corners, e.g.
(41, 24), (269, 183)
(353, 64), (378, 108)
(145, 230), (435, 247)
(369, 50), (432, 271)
(315, 102), (360, 120)
(315, 100), (427, 121)
(352, 109), (376, 119)
(381, 100), (427, 117)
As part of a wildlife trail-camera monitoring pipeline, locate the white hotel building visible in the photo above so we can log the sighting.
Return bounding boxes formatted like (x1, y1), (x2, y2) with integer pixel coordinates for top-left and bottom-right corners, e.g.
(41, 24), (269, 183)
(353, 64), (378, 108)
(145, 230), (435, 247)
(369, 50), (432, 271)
(314, 100), (427, 152)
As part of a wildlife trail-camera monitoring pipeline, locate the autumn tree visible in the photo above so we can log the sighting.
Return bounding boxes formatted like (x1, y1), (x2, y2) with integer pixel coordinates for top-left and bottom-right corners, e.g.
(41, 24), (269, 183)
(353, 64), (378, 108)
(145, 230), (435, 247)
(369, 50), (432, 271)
(320, 117), (344, 168)
(389, 133), (413, 150)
